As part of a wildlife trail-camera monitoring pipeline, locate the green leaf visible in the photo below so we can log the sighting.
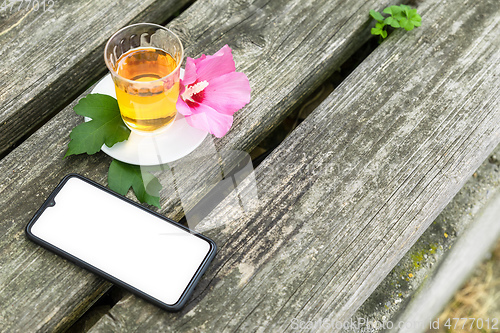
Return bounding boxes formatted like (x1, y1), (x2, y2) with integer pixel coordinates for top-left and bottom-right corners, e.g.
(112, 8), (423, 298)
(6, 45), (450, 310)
(400, 4), (411, 12)
(371, 21), (388, 38)
(394, 12), (405, 21)
(385, 5), (405, 20)
(408, 8), (418, 16)
(371, 27), (382, 36)
(399, 17), (415, 31)
(384, 16), (400, 28)
(108, 160), (162, 208)
(65, 94), (130, 158)
(369, 9), (385, 22)
(383, 5), (403, 16)
(408, 9), (422, 27)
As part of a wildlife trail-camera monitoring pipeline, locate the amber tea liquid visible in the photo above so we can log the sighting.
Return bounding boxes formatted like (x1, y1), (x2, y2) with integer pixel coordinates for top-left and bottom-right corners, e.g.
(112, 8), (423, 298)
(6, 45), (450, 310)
(114, 47), (179, 133)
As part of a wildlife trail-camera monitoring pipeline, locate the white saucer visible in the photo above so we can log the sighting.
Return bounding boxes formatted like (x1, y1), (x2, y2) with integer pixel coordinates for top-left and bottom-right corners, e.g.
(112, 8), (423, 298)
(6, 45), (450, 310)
(89, 73), (208, 166)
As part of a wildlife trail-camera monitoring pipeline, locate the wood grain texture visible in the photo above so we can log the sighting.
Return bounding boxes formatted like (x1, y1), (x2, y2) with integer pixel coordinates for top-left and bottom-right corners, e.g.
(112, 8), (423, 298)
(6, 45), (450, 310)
(86, 0), (500, 331)
(392, 192), (500, 333)
(0, 89), (114, 333)
(0, 0), (191, 156)
(0, 0), (395, 331)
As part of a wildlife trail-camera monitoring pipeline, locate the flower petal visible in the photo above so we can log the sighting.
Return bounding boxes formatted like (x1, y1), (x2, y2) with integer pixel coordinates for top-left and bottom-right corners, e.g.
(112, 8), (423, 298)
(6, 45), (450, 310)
(176, 97), (192, 116)
(184, 103), (233, 138)
(181, 57), (197, 86)
(201, 71), (251, 115)
(193, 54), (206, 67)
(195, 45), (236, 83)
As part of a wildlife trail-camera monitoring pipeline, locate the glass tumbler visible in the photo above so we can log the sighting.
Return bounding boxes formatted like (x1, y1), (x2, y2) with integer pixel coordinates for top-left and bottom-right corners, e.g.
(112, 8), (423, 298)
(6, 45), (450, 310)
(104, 23), (184, 134)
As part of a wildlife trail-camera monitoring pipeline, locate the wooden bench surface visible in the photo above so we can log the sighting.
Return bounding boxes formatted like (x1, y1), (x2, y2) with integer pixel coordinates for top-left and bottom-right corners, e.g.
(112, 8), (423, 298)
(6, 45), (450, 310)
(0, 0), (190, 156)
(0, 0), (395, 331)
(86, 0), (500, 331)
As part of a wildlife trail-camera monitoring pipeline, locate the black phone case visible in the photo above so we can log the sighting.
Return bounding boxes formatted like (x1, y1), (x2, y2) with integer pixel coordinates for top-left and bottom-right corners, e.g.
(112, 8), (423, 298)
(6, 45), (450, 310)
(25, 173), (217, 311)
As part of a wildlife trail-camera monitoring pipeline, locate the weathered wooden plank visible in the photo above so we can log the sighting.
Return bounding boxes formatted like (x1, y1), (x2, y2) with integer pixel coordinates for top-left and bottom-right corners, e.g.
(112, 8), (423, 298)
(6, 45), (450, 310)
(0, 0), (191, 157)
(0, 93), (114, 332)
(0, 0), (396, 331)
(351, 141), (500, 330)
(86, 0), (500, 331)
(391, 192), (500, 333)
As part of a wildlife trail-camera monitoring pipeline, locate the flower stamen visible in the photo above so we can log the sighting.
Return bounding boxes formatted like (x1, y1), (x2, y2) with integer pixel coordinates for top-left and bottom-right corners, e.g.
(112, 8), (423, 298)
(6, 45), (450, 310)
(182, 80), (209, 103)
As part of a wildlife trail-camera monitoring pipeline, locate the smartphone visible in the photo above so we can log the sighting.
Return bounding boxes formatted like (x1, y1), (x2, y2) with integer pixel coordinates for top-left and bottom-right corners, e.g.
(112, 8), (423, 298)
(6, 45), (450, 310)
(25, 174), (216, 311)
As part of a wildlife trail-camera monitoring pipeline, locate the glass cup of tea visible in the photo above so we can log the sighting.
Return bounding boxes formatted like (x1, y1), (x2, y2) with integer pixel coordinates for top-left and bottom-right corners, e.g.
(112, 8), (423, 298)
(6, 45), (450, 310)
(104, 23), (184, 135)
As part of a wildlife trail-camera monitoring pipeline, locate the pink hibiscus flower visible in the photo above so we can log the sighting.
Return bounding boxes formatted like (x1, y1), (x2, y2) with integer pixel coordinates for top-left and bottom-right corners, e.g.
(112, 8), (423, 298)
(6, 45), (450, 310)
(176, 45), (251, 138)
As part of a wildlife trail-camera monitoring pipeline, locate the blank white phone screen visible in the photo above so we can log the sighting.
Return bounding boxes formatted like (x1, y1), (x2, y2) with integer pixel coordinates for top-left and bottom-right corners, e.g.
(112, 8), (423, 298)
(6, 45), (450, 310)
(30, 177), (212, 306)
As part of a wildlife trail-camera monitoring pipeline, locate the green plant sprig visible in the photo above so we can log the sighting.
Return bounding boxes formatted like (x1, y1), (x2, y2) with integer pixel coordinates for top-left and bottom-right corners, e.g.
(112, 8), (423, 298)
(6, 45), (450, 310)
(370, 5), (421, 41)
(65, 93), (162, 208)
